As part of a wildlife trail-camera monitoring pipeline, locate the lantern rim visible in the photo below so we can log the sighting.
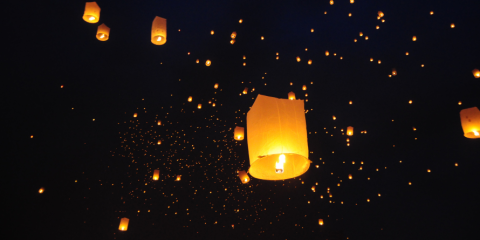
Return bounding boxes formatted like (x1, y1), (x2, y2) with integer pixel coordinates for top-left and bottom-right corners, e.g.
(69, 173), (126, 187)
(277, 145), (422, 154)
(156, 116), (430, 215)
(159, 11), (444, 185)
(248, 153), (310, 180)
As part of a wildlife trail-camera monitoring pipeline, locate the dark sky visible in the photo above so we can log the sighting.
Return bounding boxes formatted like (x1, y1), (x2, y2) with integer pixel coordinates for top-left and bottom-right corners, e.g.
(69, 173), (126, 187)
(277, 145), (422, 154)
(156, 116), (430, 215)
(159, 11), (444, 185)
(5, 0), (480, 239)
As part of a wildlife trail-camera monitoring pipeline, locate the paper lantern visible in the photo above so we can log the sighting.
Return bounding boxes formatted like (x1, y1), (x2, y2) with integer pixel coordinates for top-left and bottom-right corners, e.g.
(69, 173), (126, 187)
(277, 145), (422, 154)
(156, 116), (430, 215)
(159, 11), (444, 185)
(196, 59), (199, 64)
(211, 30), (214, 35)
(296, 56), (301, 62)
(348, 174), (352, 179)
(247, 94), (310, 180)
(392, 68), (397, 76)
(318, 219), (324, 225)
(119, 218), (129, 231)
(133, 113), (137, 118)
(330, 0), (334, 5)
(325, 51), (329, 56)
(302, 85), (307, 91)
(38, 188), (44, 194)
(243, 87), (248, 94)
(359, 32), (363, 36)
(238, 170), (250, 183)
(451, 23), (455, 28)
(197, 104), (202, 109)
(157, 140), (161, 145)
(214, 83), (219, 89)
(230, 39), (235, 44)
(473, 69), (480, 78)
(231, 31), (237, 39)
(151, 16), (167, 45)
(212, 103), (216, 107)
(157, 120), (161, 125)
(175, 175), (182, 181)
(460, 107), (480, 138)
(239, 19), (243, 23)
(347, 126), (353, 136)
(378, 11), (384, 18)
(206, 60), (211, 66)
(83, 2), (100, 23)
(288, 92), (296, 100)
(234, 126), (245, 141)
(96, 23), (110, 41)
(333, 115), (336, 120)
(311, 186), (315, 192)
(308, 59), (312, 65)
(412, 36), (417, 41)
(153, 169), (160, 180)
(350, 0), (354, 3)
(188, 96), (192, 102)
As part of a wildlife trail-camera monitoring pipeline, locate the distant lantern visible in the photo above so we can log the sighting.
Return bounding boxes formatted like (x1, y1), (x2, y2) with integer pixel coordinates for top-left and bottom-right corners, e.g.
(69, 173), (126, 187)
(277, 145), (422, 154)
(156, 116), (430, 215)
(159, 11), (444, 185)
(308, 59), (312, 65)
(430, 11), (434, 15)
(359, 32), (363, 36)
(311, 28), (314, 32)
(133, 113), (137, 118)
(153, 169), (160, 180)
(333, 115), (336, 120)
(348, 174), (352, 179)
(38, 188), (44, 194)
(347, 126), (353, 136)
(238, 170), (250, 183)
(230, 39), (235, 44)
(296, 56), (301, 62)
(325, 51), (329, 56)
(412, 36), (417, 41)
(96, 23), (110, 41)
(302, 85), (307, 91)
(318, 219), (324, 225)
(472, 69), (480, 78)
(212, 103), (216, 107)
(196, 59), (199, 64)
(261, 36), (264, 40)
(409, 100), (413, 104)
(188, 96), (192, 102)
(157, 120), (161, 125)
(460, 107), (480, 138)
(378, 60), (381, 64)
(239, 19), (243, 23)
(330, 0), (334, 5)
(119, 218), (129, 231)
(458, 101), (462, 105)
(451, 23), (455, 28)
(288, 92), (296, 100)
(243, 55), (246, 60)
(211, 30), (214, 35)
(214, 83), (219, 89)
(157, 140), (161, 145)
(206, 60), (211, 66)
(378, 11), (384, 18)
(231, 31), (237, 39)
(151, 16), (167, 45)
(247, 95), (310, 180)
(175, 175), (182, 181)
(243, 87), (248, 94)
(351, 0), (354, 3)
(30, 135), (34, 138)
(349, 100), (353, 105)
(392, 68), (397, 76)
(197, 104), (202, 109)
(83, 2), (100, 23)
(234, 126), (245, 141)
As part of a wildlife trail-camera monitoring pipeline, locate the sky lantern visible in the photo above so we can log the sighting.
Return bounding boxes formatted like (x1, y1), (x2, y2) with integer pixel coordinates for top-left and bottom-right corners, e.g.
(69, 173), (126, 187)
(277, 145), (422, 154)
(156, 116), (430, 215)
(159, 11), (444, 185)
(392, 68), (397, 76)
(302, 85), (307, 90)
(311, 186), (315, 192)
(38, 188), (44, 194)
(359, 32), (363, 36)
(243, 87), (248, 94)
(83, 2), (100, 23)
(330, 0), (334, 5)
(157, 120), (161, 125)
(296, 56), (301, 62)
(325, 51), (329, 56)
(96, 23), (110, 41)
(460, 107), (480, 138)
(206, 60), (211, 66)
(196, 59), (199, 64)
(151, 16), (167, 45)
(308, 59), (312, 65)
(473, 69), (480, 78)
(247, 94), (310, 180)
(133, 113), (138, 118)
(288, 92), (296, 100)
(175, 175), (182, 181)
(311, 28), (314, 32)
(349, 174), (352, 179)
(234, 126), (245, 141)
(333, 115), (336, 120)
(239, 19), (243, 23)
(197, 104), (202, 109)
(212, 103), (216, 107)
(231, 31), (237, 39)
(261, 36), (264, 40)
(119, 218), (129, 231)
(412, 36), (417, 41)
(153, 169), (160, 181)
(211, 30), (214, 35)
(350, 0), (354, 3)
(157, 140), (162, 145)
(347, 126), (353, 136)
(378, 11), (384, 18)
(238, 170), (250, 183)
(451, 23), (455, 28)
(318, 219), (324, 225)
(188, 96), (192, 102)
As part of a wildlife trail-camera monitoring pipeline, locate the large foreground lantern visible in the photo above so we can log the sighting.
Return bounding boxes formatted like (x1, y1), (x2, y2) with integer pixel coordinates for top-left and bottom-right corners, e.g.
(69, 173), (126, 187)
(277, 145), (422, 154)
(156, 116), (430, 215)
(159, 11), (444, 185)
(238, 170), (250, 183)
(234, 126), (245, 140)
(96, 23), (110, 41)
(153, 169), (160, 180)
(247, 94), (310, 180)
(83, 2), (100, 23)
(460, 107), (480, 138)
(119, 218), (129, 231)
(151, 16), (167, 45)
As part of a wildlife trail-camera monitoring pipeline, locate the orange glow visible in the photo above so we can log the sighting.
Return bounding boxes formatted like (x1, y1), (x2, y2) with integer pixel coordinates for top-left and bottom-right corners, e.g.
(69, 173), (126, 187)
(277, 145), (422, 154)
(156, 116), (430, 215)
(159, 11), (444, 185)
(451, 23), (455, 28)
(175, 175), (182, 181)
(188, 96), (192, 102)
(325, 51), (329, 56)
(302, 85), (307, 91)
(231, 31), (237, 39)
(197, 104), (202, 109)
(214, 83), (219, 89)
(133, 113), (137, 118)
(347, 126), (353, 136)
(472, 69), (480, 78)
(96, 24), (110, 41)
(288, 91), (296, 100)
(348, 174), (352, 179)
(157, 140), (161, 145)
(308, 59), (312, 65)
(392, 68), (397, 76)
(239, 19), (243, 23)
(296, 56), (301, 62)
(261, 36), (264, 40)
(311, 29), (314, 32)
(151, 16), (167, 45)
(332, 115), (336, 120)
(83, 2), (101, 23)
(378, 11), (384, 18)
(38, 188), (44, 194)
(412, 36), (417, 41)
(153, 169), (160, 181)
(206, 60), (211, 66)
(318, 219), (324, 225)
(330, 0), (334, 5)
(211, 30), (214, 35)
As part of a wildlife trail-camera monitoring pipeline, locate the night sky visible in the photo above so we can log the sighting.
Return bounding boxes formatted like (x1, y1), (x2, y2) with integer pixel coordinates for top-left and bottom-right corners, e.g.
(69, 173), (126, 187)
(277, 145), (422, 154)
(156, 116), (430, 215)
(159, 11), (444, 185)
(5, 0), (480, 239)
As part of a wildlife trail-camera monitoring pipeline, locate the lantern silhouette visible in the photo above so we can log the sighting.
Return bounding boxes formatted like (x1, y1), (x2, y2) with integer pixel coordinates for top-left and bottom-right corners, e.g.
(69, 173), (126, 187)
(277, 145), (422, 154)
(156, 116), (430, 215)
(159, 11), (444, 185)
(231, 31), (237, 39)
(198, 104), (202, 109)
(288, 92), (296, 100)
(96, 23), (110, 41)
(151, 16), (167, 45)
(247, 94), (310, 180)
(234, 126), (245, 141)
(153, 169), (160, 180)
(347, 126), (353, 136)
(318, 219), (324, 225)
(175, 175), (182, 181)
(473, 69), (480, 78)
(238, 170), (250, 183)
(243, 87), (248, 94)
(83, 2), (100, 23)
(119, 218), (129, 231)
(206, 60), (211, 66)
(460, 107), (480, 138)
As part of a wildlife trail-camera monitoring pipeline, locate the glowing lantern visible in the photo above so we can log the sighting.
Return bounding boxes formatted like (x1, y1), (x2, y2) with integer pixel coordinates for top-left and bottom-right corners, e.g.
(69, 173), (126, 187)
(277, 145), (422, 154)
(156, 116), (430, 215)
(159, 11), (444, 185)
(151, 16), (167, 45)
(472, 69), (480, 78)
(38, 188), (44, 194)
(330, 0), (334, 5)
(359, 32), (363, 36)
(311, 186), (315, 192)
(238, 170), (250, 183)
(378, 11), (384, 18)
(347, 126), (353, 136)
(349, 101), (353, 105)
(243, 55), (246, 60)
(211, 30), (214, 35)
(325, 51), (329, 56)
(197, 104), (202, 109)
(83, 2), (100, 23)
(392, 68), (397, 76)
(318, 219), (324, 225)
(308, 59), (312, 65)
(239, 19), (243, 23)
(153, 169), (160, 180)
(231, 32), (237, 39)
(300, 86), (306, 91)
(460, 107), (480, 138)
(243, 87), (248, 94)
(430, 11), (434, 15)
(412, 36), (417, 41)
(247, 95), (310, 180)
(409, 100), (413, 104)
(333, 115), (336, 120)
(214, 83), (219, 89)
(261, 36), (264, 40)
(451, 23), (455, 28)
(157, 120), (161, 125)
(30, 135), (34, 138)
(458, 101), (462, 105)
(311, 29), (314, 32)
(212, 103), (216, 107)
(288, 92), (296, 100)
(206, 60), (211, 66)
(188, 96), (192, 102)
(196, 59), (199, 64)
(234, 126), (245, 141)
(119, 218), (129, 231)
(157, 140), (161, 145)
(175, 175), (182, 181)
(230, 39), (235, 44)
(133, 113), (137, 118)
(351, 0), (354, 3)
(96, 24), (110, 41)
(296, 56), (301, 62)
(348, 174), (352, 179)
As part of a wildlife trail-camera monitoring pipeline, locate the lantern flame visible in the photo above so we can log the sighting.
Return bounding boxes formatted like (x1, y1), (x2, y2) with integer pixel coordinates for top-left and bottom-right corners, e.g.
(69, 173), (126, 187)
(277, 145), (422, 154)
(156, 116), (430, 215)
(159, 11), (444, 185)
(276, 154), (286, 173)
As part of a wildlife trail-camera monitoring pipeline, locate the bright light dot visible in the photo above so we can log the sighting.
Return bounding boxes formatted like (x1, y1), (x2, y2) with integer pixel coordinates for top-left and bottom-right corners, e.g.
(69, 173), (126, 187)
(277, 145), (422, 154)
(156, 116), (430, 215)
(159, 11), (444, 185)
(474, 131), (479, 136)
(89, 16), (95, 21)
(279, 154), (285, 163)
(157, 36), (162, 41)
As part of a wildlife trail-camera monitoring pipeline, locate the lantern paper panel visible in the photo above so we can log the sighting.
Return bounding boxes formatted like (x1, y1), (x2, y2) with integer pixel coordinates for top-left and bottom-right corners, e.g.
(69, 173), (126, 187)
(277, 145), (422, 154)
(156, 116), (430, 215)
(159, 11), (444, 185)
(460, 107), (480, 138)
(151, 16), (167, 45)
(234, 126), (245, 141)
(83, 2), (100, 23)
(119, 218), (129, 231)
(96, 23), (110, 41)
(238, 170), (250, 184)
(153, 169), (160, 180)
(247, 94), (310, 180)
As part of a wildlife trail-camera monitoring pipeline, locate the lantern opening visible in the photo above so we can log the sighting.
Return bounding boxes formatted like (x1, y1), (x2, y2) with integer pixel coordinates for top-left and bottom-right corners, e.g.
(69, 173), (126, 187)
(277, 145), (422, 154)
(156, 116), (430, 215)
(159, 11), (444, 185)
(474, 131), (479, 136)
(275, 154), (286, 173)
(89, 16), (95, 21)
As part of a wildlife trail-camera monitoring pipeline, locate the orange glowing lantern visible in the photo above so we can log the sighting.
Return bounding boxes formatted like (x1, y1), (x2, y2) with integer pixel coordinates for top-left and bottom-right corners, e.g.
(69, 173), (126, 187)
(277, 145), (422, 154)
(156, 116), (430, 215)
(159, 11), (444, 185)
(38, 188), (44, 194)
(330, 0), (334, 5)
(214, 83), (219, 89)
(243, 87), (248, 94)
(325, 51), (329, 56)
(234, 126), (245, 141)
(288, 92), (296, 100)
(197, 104), (202, 109)
(96, 23), (110, 41)
(333, 115), (336, 120)
(378, 11), (384, 18)
(451, 23), (455, 28)
(296, 56), (301, 62)
(133, 113), (137, 118)
(412, 36), (417, 41)
(347, 126), (353, 136)
(83, 2), (100, 23)
(239, 19), (243, 23)
(206, 60), (211, 66)
(157, 120), (161, 125)
(238, 170), (250, 183)
(302, 85), (307, 91)
(151, 16), (167, 45)
(157, 140), (161, 145)
(392, 68), (397, 76)
(308, 59), (312, 65)
(231, 31), (237, 39)
(175, 175), (182, 181)
(119, 218), (129, 231)
(318, 219), (324, 225)
(153, 169), (160, 180)
(460, 107), (480, 138)
(472, 69), (480, 78)
(348, 174), (352, 179)
(188, 96), (192, 102)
